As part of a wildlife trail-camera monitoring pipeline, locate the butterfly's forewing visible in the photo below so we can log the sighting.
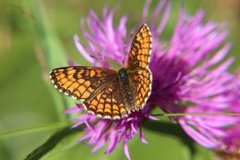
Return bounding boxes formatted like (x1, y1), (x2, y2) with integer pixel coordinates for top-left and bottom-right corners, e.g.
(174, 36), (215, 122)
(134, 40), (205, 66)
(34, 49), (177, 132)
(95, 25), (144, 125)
(50, 66), (116, 101)
(127, 24), (152, 69)
(127, 24), (153, 111)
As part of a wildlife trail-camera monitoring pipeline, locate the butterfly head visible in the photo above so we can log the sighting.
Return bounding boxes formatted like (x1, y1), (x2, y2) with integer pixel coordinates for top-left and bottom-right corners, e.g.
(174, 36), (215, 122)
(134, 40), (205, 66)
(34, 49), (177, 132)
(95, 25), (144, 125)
(118, 68), (128, 81)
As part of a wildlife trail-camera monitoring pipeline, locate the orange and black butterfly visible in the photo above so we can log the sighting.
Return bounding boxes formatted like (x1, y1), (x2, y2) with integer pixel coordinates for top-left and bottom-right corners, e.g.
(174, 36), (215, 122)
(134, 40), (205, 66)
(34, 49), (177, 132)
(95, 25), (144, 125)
(50, 24), (152, 119)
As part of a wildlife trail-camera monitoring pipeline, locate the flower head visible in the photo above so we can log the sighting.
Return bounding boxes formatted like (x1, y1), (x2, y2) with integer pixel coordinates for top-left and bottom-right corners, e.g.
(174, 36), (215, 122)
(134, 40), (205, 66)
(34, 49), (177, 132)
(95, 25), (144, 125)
(67, 7), (160, 160)
(141, 0), (239, 150)
(63, 0), (239, 159)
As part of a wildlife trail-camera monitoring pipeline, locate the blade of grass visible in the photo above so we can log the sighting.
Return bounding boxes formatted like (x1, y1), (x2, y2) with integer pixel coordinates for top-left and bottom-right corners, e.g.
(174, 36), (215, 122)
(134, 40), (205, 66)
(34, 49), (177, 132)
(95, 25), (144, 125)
(28, 0), (75, 121)
(0, 123), (66, 140)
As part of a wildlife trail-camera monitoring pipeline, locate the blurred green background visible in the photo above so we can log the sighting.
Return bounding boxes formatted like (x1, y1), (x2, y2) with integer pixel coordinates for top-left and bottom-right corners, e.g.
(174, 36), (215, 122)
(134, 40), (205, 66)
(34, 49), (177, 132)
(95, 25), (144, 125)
(0, 0), (239, 160)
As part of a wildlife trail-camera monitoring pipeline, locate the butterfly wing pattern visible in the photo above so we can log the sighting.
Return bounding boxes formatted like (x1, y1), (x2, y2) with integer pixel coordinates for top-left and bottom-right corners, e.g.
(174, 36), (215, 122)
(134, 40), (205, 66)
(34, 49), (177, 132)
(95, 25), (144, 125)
(83, 80), (128, 119)
(50, 66), (113, 99)
(50, 66), (130, 119)
(128, 24), (152, 69)
(50, 24), (152, 119)
(127, 24), (152, 112)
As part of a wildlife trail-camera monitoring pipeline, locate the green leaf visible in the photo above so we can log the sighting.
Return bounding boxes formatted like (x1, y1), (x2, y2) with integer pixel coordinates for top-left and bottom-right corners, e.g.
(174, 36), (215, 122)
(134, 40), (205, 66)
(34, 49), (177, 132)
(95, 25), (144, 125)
(24, 125), (83, 160)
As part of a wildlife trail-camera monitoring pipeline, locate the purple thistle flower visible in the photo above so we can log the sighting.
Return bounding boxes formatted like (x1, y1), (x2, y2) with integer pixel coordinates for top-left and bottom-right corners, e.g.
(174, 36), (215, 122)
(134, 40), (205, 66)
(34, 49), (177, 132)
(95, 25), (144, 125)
(143, 0), (240, 153)
(63, 0), (239, 159)
(213, 74), (240, 158)
(66, 7), (159, 160)
(166, 11), (237, 149)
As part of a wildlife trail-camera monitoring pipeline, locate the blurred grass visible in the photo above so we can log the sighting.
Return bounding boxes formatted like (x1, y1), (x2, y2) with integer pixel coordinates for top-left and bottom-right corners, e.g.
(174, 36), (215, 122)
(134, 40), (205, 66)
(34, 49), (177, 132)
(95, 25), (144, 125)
(0, 0), (239, 160)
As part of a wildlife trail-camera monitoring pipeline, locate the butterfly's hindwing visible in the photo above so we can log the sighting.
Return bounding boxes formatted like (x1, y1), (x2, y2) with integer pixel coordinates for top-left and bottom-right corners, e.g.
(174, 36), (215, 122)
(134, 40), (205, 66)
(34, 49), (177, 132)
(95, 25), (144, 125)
(128, 68), (152, 111)
(83, 79), (128, 119)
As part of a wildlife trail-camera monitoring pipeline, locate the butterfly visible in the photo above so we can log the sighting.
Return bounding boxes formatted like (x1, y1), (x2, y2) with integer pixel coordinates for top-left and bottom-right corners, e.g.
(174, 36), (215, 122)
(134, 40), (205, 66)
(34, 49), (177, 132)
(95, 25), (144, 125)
(50, 24), (152, 119)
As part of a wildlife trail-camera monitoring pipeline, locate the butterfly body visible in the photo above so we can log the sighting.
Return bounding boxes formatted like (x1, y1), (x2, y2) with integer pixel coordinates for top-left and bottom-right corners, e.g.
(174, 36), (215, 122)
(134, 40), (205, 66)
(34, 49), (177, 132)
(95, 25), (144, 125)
(118, 68), (128, 83)
(50, 24), (152, 119)
(117, 68), (135, 107)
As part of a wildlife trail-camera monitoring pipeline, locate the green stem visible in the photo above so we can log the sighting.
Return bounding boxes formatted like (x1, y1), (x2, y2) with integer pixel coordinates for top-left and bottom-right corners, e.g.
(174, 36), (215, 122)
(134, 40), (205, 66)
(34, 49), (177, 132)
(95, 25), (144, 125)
(24, 125), (83, 160)
(153, 112), (240, 117)
(0, 123), (65, 140)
